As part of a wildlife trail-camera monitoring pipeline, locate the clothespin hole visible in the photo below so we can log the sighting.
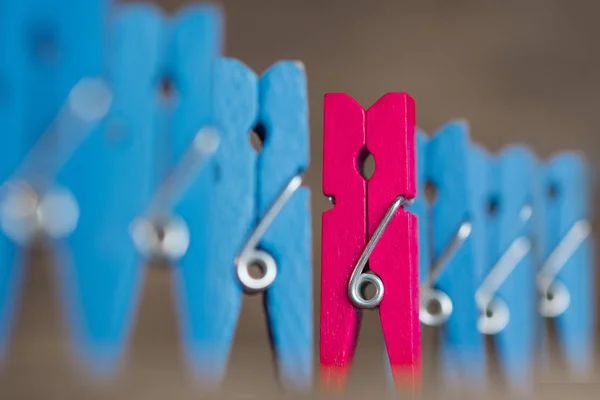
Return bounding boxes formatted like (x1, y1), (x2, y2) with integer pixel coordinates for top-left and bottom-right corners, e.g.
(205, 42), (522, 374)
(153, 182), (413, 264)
(423, 180), (438, 204)
(158, 76), (178, 103)
(425, 297), (442, 316)
(248, 125), (266, 153)
(154, 224), (166, 242)
(357, 148), (375, 180)
(360, 279), (378, 301)
(487, 196), (500, 216)
(547, 183), (559, 199)
(30, 26), (58, 62)
(248, 262), (267, 280)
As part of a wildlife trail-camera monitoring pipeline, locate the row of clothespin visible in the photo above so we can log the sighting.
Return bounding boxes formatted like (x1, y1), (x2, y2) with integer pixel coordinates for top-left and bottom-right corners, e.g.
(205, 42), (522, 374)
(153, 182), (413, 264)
(0, 0), (594, 396)
(0, 1), (312, 391)
(416, 122), (594, 389)
(321, 94), (594, 393)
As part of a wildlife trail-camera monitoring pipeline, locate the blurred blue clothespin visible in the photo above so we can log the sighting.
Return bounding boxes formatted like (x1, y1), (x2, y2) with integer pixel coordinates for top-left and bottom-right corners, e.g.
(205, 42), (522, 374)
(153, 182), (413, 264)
(0, 0), (109, 364)
(170, 58), (312, 391)
(52, 4), (169, 375)
(414, 121), (485, 383)
(125, 3), (224, 373)
(538, 153), (593, 375)
(128, 3), (229, 376)
(474, 145), (538, 386)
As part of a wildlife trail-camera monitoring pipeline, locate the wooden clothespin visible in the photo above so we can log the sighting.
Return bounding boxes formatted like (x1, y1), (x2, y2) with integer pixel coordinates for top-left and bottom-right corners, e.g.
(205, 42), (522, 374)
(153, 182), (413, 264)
(473, 145), (538, 385)
(538, 153), (593, 375)
(0, 0), (110, 365)
(414, 122), (485, 383)
(54, 4), (166, 373)
(170, 58), (311, 390)
(127, 3), (224, 374)
(321, 93), (420, 393)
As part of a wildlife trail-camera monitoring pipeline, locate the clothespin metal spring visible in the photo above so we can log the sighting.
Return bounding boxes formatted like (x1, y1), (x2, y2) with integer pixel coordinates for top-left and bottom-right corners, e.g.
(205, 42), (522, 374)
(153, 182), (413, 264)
(419, 221), (472, 326)
(537, 219), (591, 318)
(130, 128), (220, 261)
(348, 195), (410, 309)
(476, 204), (532, 335)
(476, 236), (531, 335)
(0, 78), (112, 245)
(237, 174), (303, 293)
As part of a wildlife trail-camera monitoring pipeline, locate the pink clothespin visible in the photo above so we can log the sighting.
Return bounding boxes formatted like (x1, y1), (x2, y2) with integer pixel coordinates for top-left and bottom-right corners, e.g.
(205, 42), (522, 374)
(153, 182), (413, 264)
(320, 93), (420, 393)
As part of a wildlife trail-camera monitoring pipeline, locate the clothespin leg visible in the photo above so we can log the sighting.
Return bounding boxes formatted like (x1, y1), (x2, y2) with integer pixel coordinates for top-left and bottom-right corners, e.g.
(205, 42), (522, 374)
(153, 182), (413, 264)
(173, 57), (256, 384)
(56, 6), (163, 372)
(320, 93), (366, 390)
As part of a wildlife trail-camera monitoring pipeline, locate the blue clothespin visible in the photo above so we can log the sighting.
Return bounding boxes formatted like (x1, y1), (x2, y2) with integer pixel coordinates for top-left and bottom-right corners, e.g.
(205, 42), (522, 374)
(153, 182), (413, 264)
(172, 58), (311, 390)
(51, 5), (165, 373)
(475, 145), (538, 385)
(415, 121), (485, 383)
(538, 153), (593, 375)
(132, 1), (226, 371)
(0, 0), (109, 363)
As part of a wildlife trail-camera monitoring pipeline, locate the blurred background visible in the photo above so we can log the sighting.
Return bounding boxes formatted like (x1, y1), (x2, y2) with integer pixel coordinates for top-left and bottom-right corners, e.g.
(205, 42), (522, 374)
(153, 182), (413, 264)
(0, 0), (599, 398)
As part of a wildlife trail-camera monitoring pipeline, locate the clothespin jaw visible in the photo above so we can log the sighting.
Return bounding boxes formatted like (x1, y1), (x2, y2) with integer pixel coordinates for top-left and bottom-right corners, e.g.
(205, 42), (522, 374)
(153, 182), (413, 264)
(167, 4), (223, 166)
(176, 58), (311, 390)
(174, 57), (256, 385)
(367, 94), (419, 390)
(469, 143), (490, 284)
(539, 153), (593, 374)
(148, 6), (224, 382)
(321, 93), (366, 389)
(53, 5), (165, 373)
(257, 62), (312, 389)
(478, 145), (537, 384)
(416, 122), (485, 383)
(321, 93), (419, 392)
(414, 131), (430, 283)
(0, 0), (110, 365)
